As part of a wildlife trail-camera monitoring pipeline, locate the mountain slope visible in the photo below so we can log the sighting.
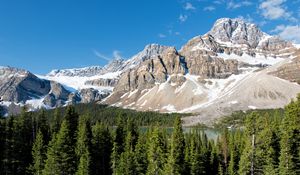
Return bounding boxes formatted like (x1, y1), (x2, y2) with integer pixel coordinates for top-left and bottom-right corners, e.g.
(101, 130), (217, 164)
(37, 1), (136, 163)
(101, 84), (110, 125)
(103, 18), (300, 125)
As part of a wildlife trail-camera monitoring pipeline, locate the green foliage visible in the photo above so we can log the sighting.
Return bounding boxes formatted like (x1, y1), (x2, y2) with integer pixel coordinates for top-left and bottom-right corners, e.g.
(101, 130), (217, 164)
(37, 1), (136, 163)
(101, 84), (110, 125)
(164, 117), (185, 174)
(29, 130), (46, 175)
(279, 96), (300, 175)
(0, 95), (300, 175)
(91, 122), (112, 175)
(75, 115), (92, 175)
(146, 127), (166, 175)
(42, 120), (77, 175)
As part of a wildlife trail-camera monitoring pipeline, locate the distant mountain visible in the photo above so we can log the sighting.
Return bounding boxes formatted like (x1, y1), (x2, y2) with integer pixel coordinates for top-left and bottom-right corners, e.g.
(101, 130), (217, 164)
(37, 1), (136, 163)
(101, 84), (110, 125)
(1, 18), (300, 125)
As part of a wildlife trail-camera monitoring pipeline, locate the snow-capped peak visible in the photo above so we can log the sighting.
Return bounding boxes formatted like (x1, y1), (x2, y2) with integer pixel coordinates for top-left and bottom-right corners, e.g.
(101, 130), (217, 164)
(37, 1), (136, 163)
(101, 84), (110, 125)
(123, 43), (173, 70)
(47, 66), (103, 77)
(207, 17), (268, 48)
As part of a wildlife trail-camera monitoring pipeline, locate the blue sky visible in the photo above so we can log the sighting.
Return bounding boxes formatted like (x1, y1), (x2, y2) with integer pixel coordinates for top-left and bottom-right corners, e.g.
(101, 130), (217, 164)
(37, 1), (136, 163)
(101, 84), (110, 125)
(0, 0), (300, 74)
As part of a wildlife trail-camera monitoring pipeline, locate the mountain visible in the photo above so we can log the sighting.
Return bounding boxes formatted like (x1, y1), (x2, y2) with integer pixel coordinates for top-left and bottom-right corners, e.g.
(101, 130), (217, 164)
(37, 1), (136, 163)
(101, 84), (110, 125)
(103, 18), (300, 125)
(1, 18), (300, 125)
(0, 66), (78, 113)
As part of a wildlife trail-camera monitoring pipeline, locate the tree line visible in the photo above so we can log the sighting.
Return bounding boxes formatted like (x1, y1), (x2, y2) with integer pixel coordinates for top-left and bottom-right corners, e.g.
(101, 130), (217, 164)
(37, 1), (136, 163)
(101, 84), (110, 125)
(0, 95), (299, 174)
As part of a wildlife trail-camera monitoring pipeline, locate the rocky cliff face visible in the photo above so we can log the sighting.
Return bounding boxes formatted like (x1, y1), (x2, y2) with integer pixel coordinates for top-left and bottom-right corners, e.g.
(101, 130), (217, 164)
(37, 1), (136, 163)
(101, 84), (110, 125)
(0, 67), (76, 108)
(270, 49), (300, 84)
(103, 18), (300, 125)
(48, 66), (104, 77)
(0, 67), (51, 102)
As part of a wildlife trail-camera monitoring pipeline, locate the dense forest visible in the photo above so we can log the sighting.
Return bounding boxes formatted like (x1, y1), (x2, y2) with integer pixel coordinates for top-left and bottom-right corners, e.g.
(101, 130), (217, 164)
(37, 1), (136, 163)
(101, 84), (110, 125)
(0, 95), (299, 175)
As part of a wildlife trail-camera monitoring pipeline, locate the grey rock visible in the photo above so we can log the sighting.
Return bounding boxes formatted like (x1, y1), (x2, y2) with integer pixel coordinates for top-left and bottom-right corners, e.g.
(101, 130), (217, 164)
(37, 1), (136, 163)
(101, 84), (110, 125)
(80, 88), (110, 103)
(85, 78), (118, 87)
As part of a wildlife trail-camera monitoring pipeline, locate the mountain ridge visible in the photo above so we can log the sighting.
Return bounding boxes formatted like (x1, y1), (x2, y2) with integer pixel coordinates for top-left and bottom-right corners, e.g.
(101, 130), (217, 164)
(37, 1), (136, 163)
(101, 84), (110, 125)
(1, 17), (300, 125)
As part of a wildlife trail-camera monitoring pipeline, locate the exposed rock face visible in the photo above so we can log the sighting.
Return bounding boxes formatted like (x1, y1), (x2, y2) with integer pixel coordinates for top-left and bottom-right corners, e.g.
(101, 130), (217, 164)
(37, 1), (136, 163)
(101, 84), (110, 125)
(208, 18), (265, 48)
(43, 81), (72, 107)
(0, 67), (75, 108)
(0, 67), (51, 102)
(113, 42), (239, 93)
(103, 17), (300, 126)
(123, 44), (173, 69)
(48, 66), (104, 77)
(270, 50), (300, 84)
(80, 88), (110, 103)
(183, 50), (238, 78)
(85, 78), (118, 87)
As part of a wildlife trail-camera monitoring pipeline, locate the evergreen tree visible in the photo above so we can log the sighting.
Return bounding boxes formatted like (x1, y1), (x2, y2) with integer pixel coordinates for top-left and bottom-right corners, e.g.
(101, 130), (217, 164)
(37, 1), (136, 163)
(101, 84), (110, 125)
(279, 97), (300, 175)
(111, 117), (126, 174)
(164, 117), (185, 174)
(51, 108), (61, 134)
(30, 130), (46, 175)
(116, 132), (135, 175)
(42, 120), (77, 175)
(13, 108), (34, 174)
(91, 122), (112, 175)
(189, 131), (205, 175)
(238, 112), (260, 175)
(75, 115), (92, 175)
(1, 116), (15, 174)
(146, 126), (166, 175)
(134, 134), (148, 175)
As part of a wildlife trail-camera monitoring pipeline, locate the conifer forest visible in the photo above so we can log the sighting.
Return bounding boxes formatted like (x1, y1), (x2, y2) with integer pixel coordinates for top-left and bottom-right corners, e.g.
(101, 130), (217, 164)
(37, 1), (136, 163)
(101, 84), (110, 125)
(0, 95), (300, 175)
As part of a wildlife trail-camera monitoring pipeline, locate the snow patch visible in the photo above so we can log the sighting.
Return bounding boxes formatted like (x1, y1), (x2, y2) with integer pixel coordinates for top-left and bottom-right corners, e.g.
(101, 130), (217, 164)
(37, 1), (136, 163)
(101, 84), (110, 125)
(248, 105), (257, 109)
(128, 89), (138, 98)
(218, 53), (284, 66)
(26, 97), (52, 110)
(229, 100), (238, 104)
(293, 44), (300, 49)
(37, 71), (120, 91)
(162, 104), (176, 112)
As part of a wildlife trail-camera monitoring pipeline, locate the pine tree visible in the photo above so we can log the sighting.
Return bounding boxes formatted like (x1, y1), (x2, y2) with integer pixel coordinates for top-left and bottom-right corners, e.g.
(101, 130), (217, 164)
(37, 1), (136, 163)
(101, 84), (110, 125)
(42, 120), (77, 175)
(238, 112), (261, 175)
(51, 108), (61, 134)
(279, 97), (300, 175)
(146, 126), (166, 175)
(220, 128), (230, 175)
(111, 117), (126, 174)
(134, 134), (148, 175)
(164, 117), (185, 174)
(116, 132), (135, 175)
(30, 130), (46, 175)
(2, 116), (15, 174)
(189, 131), (205, 175)
(75, 115), (92, 175)
(13, 108), (34, 174)
(91, 122), (112, 175)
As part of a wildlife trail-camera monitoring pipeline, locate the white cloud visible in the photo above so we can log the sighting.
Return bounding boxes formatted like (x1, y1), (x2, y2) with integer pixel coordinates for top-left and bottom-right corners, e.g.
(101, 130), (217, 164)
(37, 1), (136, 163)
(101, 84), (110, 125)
(270, 24), (286, 33)
(179, 14), (188, 22)
(93, 50), (111, 61)
(113, 50), (122, 59)
(203, 6), (216, 11)
(175, 32), (180, 35)
(227, 0), (252, 9)
(272, 25), (300, 43)
(237, 14), (253, 23)
(158, 33), (166, 38)
(259, 0), (296, 21)
(93, 50), (123, 61)
(184, 2), (196, 10)
(213, 0), (224, 4)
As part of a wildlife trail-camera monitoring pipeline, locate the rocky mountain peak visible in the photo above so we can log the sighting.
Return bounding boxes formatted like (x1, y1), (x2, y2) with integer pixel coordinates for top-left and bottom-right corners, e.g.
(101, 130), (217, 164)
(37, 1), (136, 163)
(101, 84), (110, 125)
(102, 58), (125, 73)
(123, 43), (173, 70)
(47, 66), (104, 77)
(208, 18), (266, 48)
